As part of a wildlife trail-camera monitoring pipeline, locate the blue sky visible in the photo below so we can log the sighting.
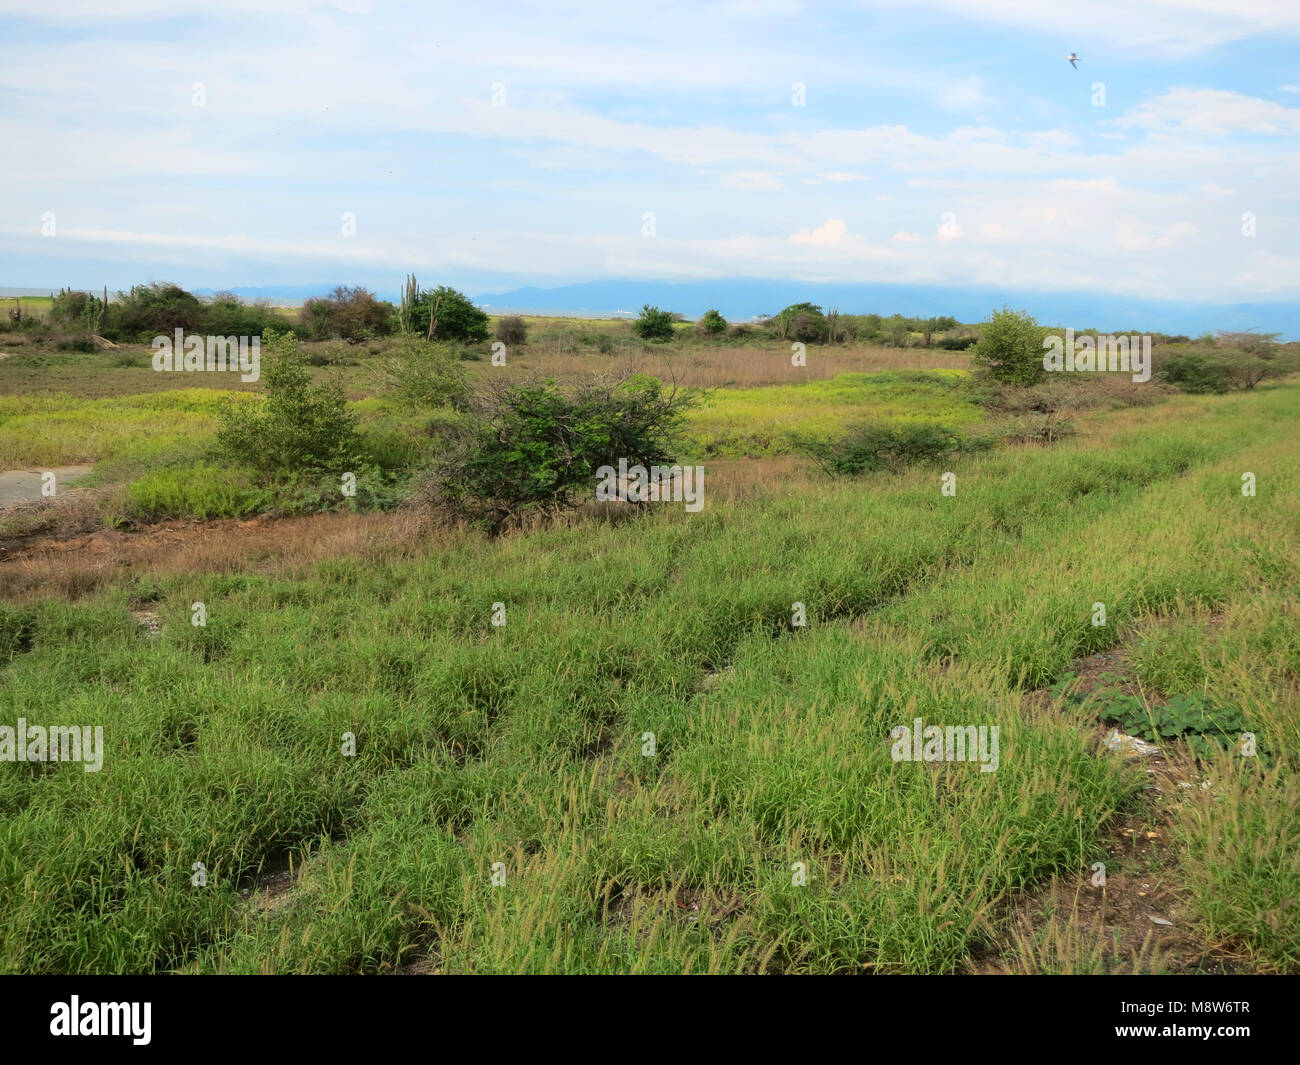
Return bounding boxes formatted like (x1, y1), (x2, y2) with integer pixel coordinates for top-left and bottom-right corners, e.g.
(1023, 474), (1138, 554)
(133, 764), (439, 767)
(2, 0), (1299, 313)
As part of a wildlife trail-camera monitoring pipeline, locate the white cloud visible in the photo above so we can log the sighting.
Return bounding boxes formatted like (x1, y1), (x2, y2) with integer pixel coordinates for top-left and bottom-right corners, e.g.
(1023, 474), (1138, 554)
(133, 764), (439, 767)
(1115, 88), (1300, 137)
(870, 0), (1300, 55)
(721, 171), (786, 191)
(790, 219), (848, 244)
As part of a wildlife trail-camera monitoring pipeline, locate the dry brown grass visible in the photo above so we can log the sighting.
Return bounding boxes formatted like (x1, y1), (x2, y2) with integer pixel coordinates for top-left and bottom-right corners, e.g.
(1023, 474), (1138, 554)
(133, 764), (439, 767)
(495, 344), (970, 390)
(0, 511), (441, 601)
(0, 457), (816, 601)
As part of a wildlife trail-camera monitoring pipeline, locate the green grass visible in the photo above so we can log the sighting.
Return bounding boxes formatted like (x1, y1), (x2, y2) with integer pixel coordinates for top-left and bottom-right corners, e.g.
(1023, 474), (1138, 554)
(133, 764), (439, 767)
(2, 381), (1296, 974)
(684, 370), (982, 457)
(0, 389), (247, 468)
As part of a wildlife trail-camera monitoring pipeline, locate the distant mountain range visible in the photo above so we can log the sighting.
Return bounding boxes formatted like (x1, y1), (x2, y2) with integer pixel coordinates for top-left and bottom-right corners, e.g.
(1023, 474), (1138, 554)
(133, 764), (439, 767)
(471, 280), (1300, 338)
(6, 280), (1297, 337)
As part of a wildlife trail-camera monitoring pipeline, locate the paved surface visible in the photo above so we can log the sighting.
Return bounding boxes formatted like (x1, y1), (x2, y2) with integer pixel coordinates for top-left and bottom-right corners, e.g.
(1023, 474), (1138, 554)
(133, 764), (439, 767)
(0, 466), (93, 507)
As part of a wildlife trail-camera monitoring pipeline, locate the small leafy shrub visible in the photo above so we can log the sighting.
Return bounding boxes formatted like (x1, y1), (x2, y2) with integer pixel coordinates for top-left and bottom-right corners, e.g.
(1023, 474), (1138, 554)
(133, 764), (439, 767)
(1001, 414), (1077, 445)
(217, 328), (362, 478)
(379, 339), (470, 409)
(805, 422), (976, 476)
(1053, 677), (1264, 762)
(696, 309), (727, 335)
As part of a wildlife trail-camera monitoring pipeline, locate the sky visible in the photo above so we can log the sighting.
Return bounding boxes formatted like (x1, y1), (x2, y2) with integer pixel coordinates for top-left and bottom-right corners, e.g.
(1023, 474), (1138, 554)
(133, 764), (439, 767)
(1, 0), (1299, 316)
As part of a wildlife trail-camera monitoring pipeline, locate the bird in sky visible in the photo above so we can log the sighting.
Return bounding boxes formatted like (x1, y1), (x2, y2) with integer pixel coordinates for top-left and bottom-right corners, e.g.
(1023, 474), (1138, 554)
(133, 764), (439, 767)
(1066, 52), (1079, 69)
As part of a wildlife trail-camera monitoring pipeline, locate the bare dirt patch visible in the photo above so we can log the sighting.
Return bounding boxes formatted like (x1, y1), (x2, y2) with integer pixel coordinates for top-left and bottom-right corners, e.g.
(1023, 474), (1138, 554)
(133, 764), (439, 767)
(978, 644), (1254, 973)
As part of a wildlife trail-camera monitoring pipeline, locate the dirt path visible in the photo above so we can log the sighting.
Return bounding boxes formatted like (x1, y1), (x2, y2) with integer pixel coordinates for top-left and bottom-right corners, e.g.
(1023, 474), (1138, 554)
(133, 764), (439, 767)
(0, 466), (93, 508)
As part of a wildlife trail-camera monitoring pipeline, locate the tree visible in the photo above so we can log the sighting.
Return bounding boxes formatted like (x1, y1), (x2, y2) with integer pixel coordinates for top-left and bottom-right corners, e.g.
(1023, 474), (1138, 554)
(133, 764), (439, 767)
(920, 315), (958, 346)
(771, 302), (827, 341)
(971, 306), (1046, 384)
(634, 305), (676, 340)
(406, 285), (489, 342)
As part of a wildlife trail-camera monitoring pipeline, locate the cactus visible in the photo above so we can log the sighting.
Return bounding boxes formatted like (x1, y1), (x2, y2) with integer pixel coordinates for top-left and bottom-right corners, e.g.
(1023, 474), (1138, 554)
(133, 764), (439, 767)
(398, 273), (419, 335)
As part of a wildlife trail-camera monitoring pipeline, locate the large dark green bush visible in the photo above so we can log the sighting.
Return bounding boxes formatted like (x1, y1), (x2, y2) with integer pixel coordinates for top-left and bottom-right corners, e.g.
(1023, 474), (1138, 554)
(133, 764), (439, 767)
(771, 302), (828, 341)
(107, 282), (206, 340)
(1157, 351), (1233, 394)
(406, 286), (489, 342)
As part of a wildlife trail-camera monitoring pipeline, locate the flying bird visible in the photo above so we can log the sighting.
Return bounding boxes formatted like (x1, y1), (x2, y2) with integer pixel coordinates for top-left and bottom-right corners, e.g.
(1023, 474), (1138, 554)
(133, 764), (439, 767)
(1066, 52), (1079, 69)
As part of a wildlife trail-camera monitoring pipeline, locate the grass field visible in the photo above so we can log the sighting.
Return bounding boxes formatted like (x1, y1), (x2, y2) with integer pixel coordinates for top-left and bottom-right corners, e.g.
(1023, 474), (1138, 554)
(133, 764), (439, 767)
(1, 351), (1296, 973)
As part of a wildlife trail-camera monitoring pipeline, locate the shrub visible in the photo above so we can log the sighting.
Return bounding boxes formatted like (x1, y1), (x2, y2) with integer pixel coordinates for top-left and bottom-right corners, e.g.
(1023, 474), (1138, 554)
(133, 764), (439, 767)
(216, 328), (361, 478)
(971, 306), (1046, 384)
(301, 285), (395, 342)
(696, 309), (727, 335)
(805, 422), (975, 476)
(431, 375), (695, 528)
(1157, 351), (1233, 393)
(201, 292), (291, 338)
(634, 305), (676, 341)
(495, 315), (527, 345)
(1001, 414), (1077, 446)
(936, 333), (977, 350)
(51, 288), (106, 332)
(379, 338), (470, 410)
